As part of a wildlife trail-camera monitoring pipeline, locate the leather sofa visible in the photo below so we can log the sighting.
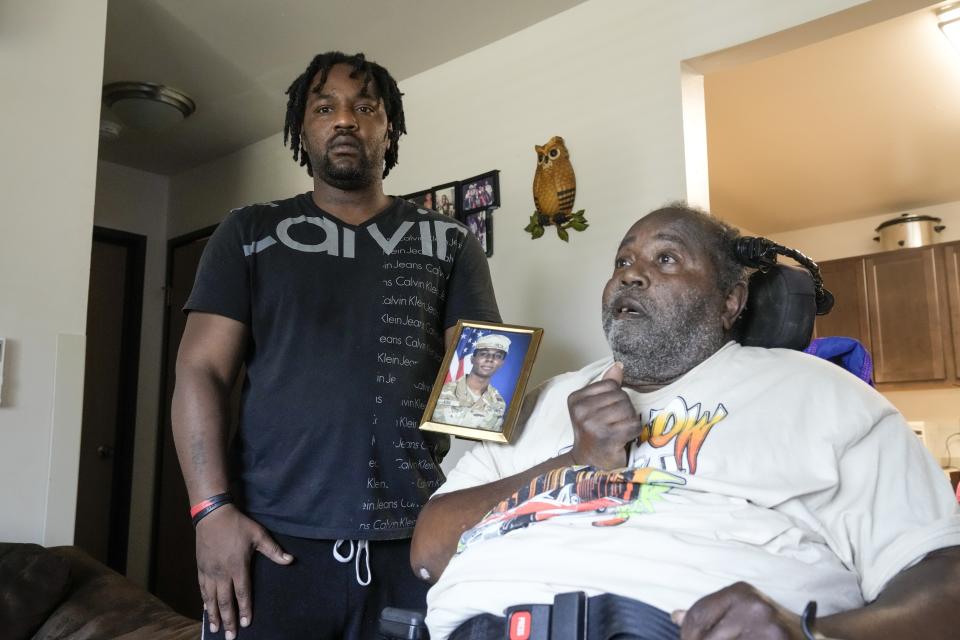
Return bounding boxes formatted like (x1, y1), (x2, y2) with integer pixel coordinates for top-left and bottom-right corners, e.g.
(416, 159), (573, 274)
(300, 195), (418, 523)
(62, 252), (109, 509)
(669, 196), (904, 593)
(0, 542), (199, 640)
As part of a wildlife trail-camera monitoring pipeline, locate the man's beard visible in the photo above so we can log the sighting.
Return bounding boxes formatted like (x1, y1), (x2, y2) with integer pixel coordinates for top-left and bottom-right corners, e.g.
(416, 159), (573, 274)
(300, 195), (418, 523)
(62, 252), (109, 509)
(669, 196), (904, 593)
(315, 151), (376, 190)
(602, 288), (727, 386)
(307, 135), (382, 191)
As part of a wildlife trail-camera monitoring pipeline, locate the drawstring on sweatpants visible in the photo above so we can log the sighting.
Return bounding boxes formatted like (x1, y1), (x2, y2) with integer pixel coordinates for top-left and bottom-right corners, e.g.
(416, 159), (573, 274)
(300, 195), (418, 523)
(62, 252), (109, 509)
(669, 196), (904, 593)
(333, 539), (371, 586)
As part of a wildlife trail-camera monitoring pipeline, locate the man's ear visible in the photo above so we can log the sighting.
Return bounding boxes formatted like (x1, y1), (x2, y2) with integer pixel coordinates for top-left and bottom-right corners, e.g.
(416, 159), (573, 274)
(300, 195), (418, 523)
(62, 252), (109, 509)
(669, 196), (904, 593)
(385, 123), (393, 150)
(721, 280), (749, 331)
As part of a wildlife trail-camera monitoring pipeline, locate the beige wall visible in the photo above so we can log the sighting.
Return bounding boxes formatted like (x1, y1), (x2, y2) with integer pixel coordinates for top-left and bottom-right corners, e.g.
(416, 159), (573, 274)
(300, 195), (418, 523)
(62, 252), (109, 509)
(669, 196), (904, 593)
(92, 161), (169, 584)
(767, 200), (960, 262)
(168, 0), (867, 468)
(0, 0), (109, 543)
(168, 136), (311, 238)
(169, 0), (870, 378)
(766, 201), (960, 465)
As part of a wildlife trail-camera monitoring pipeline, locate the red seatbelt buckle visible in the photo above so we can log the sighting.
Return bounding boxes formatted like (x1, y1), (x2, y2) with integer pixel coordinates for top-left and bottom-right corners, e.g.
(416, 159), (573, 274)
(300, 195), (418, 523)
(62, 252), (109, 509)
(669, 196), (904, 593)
(504, 604), (550, 640)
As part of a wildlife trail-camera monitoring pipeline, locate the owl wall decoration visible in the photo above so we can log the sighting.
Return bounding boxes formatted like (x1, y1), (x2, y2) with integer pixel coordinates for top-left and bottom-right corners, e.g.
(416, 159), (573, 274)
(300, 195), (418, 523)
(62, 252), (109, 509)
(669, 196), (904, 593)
(526, 136), (588, 241)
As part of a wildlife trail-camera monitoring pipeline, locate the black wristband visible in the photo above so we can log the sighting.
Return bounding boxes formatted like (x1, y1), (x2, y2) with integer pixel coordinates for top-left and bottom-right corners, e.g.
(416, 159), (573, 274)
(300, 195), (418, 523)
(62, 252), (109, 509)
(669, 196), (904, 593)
(801, 600), (818, 640)
(191, 493), (233, 527)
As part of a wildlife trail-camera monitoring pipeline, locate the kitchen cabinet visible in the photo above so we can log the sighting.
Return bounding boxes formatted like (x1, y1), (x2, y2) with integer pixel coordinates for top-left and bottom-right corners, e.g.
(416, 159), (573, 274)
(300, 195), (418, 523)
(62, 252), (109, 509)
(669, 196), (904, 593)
(945, 243), (960, 386)
(812, 257), (870, 346)
(814, 241), (959, 389)
(864, 246), (951, 384)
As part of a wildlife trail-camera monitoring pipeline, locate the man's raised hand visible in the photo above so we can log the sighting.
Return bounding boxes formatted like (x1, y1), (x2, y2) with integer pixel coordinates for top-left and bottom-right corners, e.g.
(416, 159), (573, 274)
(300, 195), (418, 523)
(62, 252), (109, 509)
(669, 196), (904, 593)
(566, 362), (642, 469)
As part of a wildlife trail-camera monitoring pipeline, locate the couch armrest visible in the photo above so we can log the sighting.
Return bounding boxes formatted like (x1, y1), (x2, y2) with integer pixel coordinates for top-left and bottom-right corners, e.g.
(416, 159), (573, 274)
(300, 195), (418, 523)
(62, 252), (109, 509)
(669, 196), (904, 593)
(32, 546), (200, 640)
(0, 543), (71, 640)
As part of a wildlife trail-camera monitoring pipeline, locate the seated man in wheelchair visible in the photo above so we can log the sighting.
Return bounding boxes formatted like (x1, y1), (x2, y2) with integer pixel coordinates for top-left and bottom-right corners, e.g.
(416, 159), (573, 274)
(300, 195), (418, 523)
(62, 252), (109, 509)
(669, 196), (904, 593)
(408, 204), (960, 640)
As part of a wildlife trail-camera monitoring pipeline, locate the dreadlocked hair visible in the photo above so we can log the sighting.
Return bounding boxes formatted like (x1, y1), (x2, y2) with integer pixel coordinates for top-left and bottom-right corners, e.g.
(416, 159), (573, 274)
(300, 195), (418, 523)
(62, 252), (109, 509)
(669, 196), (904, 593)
(283, 51), (406, 178)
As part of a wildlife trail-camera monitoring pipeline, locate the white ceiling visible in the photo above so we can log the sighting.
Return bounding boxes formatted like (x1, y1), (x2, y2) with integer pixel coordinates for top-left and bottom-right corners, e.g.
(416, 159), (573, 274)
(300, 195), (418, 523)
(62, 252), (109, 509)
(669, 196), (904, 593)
(98, 0), (587, 175)
(705, 5), (960, 234)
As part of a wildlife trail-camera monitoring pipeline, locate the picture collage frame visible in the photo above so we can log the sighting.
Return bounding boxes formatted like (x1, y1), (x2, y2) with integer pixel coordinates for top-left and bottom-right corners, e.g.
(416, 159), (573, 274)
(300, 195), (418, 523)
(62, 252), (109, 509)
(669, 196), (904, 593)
(401, 170), (500, 257)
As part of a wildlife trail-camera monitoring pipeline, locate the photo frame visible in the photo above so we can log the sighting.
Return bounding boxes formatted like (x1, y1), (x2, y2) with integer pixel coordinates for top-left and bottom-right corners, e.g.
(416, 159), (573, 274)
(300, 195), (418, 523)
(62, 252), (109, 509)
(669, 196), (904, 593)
(432, 181), (460, 218)
(402, 188), (434, 210)
(420, 320), (543, 443)
(459, 170), (500, 214)
(464, 209), (493, 258)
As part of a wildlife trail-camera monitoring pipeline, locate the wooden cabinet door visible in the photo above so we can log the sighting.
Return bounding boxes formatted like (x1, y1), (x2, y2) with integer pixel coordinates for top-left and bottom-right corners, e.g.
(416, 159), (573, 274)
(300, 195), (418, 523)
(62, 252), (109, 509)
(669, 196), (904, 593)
(864, 247), (948, 384)
(943, 242), (960, 385)
(813, 257), (871, 347)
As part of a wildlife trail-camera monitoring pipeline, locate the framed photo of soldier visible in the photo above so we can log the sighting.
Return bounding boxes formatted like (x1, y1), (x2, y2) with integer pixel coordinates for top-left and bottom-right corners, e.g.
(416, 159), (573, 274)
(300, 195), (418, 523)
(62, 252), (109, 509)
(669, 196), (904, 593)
(420, 320), (543, 443)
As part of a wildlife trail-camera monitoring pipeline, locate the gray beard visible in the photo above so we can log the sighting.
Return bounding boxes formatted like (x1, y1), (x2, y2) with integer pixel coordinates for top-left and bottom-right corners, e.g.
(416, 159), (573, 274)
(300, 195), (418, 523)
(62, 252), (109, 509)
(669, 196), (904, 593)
(602, 289), (727, 386)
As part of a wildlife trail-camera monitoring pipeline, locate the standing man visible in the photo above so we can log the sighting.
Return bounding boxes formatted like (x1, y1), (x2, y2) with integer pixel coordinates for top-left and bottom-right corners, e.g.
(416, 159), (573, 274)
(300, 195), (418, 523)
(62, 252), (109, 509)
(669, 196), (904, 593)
(433, 334), (509, 431)
(172, 51), (500, 639)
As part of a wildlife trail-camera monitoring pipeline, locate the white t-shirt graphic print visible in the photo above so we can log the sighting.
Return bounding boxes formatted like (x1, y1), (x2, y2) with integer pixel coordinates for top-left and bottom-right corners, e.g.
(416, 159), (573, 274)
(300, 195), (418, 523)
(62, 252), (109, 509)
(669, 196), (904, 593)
(425, 343), (960, 639)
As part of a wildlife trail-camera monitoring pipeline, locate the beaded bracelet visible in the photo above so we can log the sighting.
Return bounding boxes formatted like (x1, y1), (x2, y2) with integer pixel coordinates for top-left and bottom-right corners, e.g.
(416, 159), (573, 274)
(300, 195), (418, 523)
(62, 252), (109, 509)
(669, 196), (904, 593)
(190, 492), (233, 527)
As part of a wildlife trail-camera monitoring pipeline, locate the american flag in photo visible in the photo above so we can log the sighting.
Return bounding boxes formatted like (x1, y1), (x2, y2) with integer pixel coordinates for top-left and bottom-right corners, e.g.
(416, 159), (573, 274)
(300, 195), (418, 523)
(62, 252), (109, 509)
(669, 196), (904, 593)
(445, 327), (488, 383)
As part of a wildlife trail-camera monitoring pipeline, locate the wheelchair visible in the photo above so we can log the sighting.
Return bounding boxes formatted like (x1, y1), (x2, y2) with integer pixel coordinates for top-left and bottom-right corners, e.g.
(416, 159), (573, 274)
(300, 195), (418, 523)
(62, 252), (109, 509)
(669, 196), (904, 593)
(379, 238), (835, 640)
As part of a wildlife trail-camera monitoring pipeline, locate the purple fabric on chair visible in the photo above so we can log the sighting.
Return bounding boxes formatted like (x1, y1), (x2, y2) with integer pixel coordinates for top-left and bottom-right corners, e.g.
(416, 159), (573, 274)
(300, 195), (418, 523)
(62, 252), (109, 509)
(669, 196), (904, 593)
(804, 337), (874, 386)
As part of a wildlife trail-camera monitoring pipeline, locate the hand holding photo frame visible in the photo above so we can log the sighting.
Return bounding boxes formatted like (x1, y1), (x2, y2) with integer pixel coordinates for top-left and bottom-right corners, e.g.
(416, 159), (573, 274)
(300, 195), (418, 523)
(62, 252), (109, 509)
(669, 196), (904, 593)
(420, 321), (543, 443)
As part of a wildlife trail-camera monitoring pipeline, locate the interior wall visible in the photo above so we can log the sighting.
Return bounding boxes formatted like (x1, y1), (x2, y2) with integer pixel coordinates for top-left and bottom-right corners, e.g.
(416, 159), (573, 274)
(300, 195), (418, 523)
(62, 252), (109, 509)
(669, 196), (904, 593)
(0, 0), (109, 544)
(165, 0), (868, 472)
(766, 200), (960, 465)
(170, 0), (866, 375)
(767, 200), (960, 262)
(392, 0), (882, 387)
(92, 161), (169, 584)
(168, 136), (311, 238)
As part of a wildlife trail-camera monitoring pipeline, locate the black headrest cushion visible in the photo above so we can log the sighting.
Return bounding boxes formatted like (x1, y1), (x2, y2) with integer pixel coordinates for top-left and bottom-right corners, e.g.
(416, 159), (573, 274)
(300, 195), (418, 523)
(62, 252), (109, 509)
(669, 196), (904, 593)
(734, 264), (816, 351)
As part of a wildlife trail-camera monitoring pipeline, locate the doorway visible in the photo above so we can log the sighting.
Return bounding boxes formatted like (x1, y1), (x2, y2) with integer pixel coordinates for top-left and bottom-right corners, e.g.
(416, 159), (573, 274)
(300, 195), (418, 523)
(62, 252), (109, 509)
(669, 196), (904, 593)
(150, 224), (216, 616)
(74, 226), (146, 573)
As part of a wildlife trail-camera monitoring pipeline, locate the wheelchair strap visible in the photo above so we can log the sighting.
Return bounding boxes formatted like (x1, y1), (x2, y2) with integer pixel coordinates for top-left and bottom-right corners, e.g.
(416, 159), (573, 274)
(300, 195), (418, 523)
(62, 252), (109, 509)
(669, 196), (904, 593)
(449, 592), (679, 640)
(585, 594), (679, 640)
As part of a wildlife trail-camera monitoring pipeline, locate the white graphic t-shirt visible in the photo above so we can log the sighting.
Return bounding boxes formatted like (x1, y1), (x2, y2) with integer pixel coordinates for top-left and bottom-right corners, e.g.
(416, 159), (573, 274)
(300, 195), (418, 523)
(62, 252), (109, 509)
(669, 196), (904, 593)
(425, 343), (960, 639)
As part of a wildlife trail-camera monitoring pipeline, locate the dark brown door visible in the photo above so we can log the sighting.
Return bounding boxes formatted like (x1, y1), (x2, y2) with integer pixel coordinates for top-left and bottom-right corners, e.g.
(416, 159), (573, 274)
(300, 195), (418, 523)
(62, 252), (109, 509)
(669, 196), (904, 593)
(151, 228), (212, 617)
(75, 227), (145, 573)
(864, 246), (949, 384)
(813, 256), (871, 347)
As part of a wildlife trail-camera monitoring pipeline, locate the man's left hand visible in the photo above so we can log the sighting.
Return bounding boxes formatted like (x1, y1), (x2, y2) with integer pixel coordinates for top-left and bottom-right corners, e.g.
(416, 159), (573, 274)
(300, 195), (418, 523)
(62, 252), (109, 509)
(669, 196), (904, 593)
(672, 582), (807, 640)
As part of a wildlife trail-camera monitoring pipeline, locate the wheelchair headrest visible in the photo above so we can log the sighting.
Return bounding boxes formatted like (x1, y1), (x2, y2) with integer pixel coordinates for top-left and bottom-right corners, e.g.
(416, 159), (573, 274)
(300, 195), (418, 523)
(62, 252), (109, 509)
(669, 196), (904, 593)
(733, 264), (817, 351)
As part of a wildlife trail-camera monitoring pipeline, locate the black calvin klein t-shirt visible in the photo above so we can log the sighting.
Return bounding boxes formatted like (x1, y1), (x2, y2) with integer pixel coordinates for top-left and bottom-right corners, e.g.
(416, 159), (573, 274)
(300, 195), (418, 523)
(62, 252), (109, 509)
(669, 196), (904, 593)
(185, 194), (500, 539)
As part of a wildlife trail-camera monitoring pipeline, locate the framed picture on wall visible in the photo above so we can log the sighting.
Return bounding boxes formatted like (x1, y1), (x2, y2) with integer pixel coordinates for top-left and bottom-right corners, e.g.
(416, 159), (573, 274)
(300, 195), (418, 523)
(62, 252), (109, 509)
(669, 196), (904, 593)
(464, 209), (493, 257)
(460, 170), (500, 214)
(402, 188), (434, 210)
(432, 181), (459, 218)
(420, 320), (543, 443)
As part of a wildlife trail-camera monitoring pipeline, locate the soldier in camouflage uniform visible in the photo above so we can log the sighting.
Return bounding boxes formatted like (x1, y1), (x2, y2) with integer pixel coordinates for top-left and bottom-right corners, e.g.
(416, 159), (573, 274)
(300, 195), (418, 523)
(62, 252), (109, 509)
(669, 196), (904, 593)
(434, 334), (510, 431)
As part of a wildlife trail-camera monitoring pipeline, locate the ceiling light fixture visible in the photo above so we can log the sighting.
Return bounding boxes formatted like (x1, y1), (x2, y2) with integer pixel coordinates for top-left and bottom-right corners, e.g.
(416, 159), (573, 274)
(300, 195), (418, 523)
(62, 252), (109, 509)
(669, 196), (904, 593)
(102, 82), (196, 133)
(938, 4), (960, 52)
